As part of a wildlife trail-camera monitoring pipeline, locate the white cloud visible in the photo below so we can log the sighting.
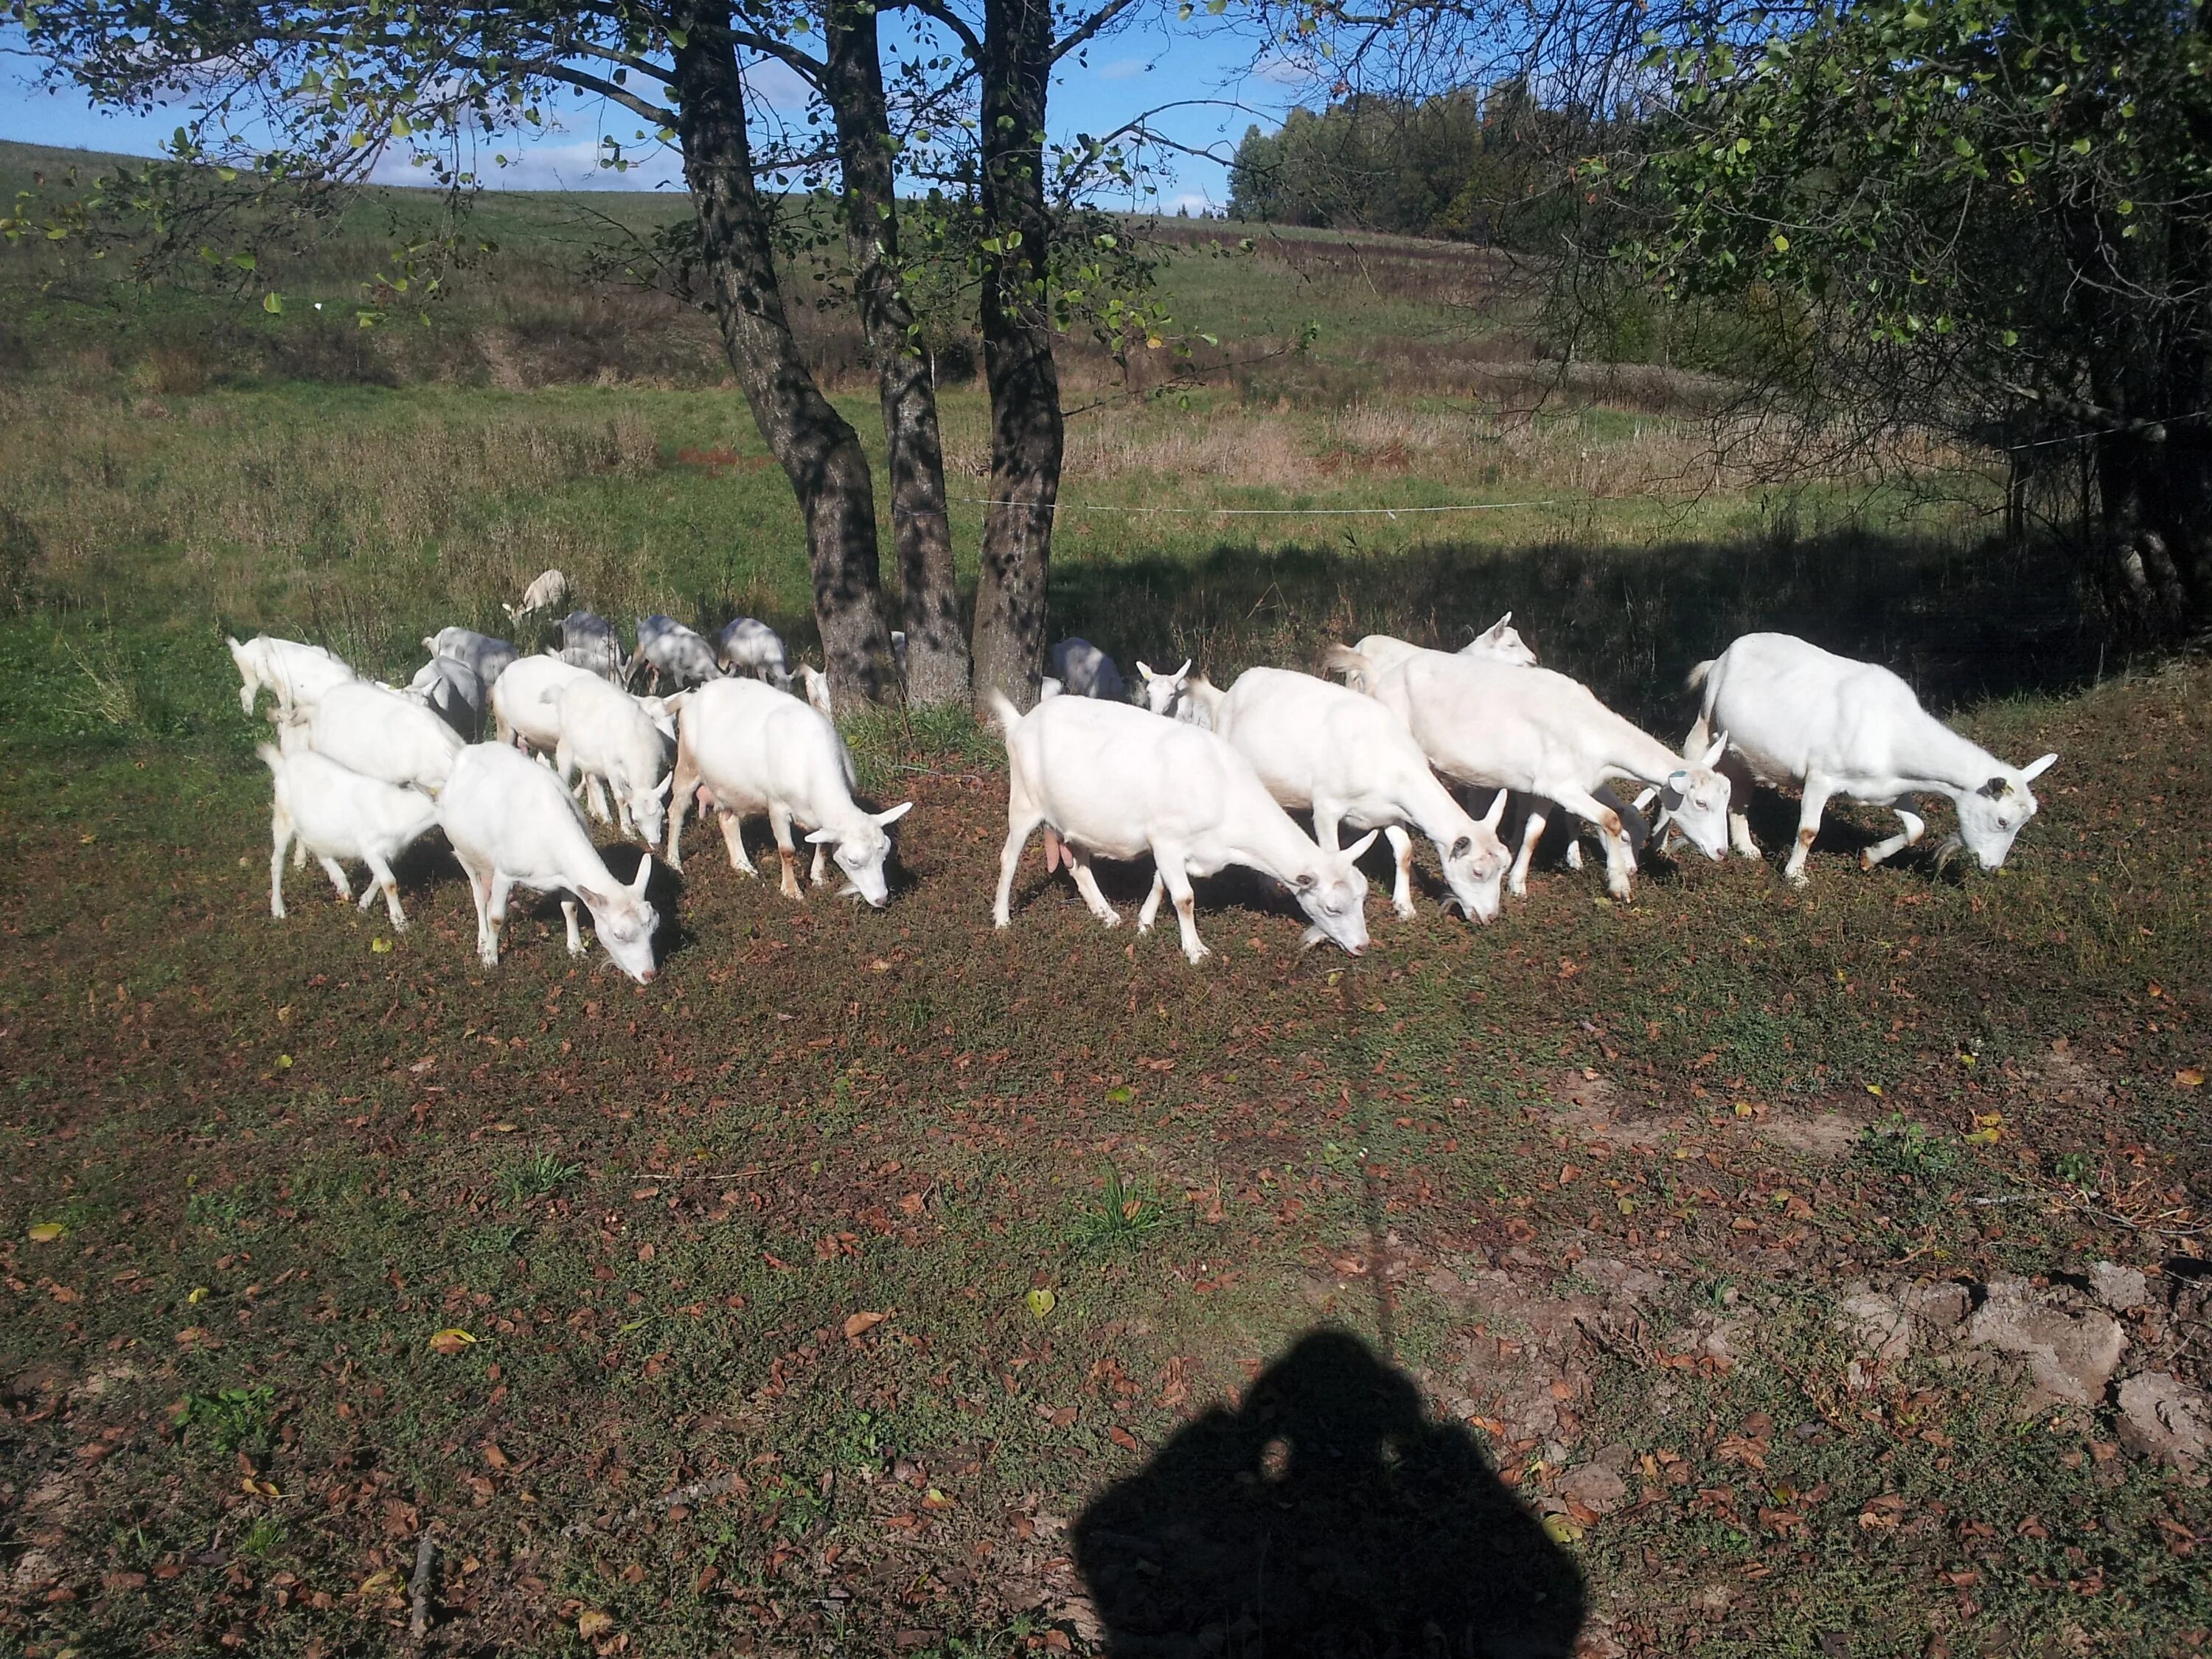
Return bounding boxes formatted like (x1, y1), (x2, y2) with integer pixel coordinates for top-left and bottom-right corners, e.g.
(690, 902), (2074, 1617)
(1251, 52), (1315, 88)
(1097, 58), (1151, 81)
(1166, 189), (1218, 215)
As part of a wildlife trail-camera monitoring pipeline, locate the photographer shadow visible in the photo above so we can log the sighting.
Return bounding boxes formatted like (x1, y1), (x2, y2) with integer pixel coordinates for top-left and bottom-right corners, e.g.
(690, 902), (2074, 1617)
(1073, 1329), (1585, 1658)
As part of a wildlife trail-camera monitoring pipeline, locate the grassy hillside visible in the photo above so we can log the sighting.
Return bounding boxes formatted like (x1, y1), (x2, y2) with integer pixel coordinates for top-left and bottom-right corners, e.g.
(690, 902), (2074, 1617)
(3, 136), (2206, 1659)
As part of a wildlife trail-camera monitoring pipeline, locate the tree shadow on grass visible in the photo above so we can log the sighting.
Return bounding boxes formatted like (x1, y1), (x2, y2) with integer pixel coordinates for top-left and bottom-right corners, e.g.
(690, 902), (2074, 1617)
(1073, 1329), (1585, 1659)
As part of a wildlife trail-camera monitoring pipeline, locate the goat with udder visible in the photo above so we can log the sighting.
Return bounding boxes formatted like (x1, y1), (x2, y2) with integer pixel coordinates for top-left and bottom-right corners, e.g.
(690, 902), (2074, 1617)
(714, 616), (793, 688)
(294, 680), (466, 795)
(257, 744), (438, 930)
(420, 627), (518, 690)
(437, 742), (660, 982)
(558, 611), (625, 682)
(666, 678), (912, 906)
(227, 635), (356, 720)
(990, 692), (1374, 964)
(628, 616), (723, 692)
(1048, 637), (1127, 702)
(1686, 633), (2056, 885)
(1329, 647), (1731, 901)
(1211, 667), (1512, 922)
(503, 568), (569, 623)
(543, 676), (676, 847)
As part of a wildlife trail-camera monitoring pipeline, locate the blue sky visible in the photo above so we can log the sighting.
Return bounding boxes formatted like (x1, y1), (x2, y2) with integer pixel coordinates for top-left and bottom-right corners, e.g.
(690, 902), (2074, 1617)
(0, 13), (1320, 208)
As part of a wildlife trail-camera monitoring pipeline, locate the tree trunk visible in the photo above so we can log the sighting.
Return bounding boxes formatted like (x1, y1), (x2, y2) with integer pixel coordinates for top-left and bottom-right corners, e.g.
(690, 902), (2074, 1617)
(671, 15), (892, 707)
(969, 0), (1064, 712)
(824, 0), (970, 705)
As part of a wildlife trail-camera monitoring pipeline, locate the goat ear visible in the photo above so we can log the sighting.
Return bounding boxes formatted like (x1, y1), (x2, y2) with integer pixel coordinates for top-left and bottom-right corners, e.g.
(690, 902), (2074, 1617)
(1343, 830), (1381, 862)
(421, 636), (437, 654)
(1173, 658), (1192, 680)
(1450, 835), (1472, 860)
(1293, 871), (1318, 891)
(1978, 776), (2009, 799)
(653, 775), (673, 799)
(874, 800), (915, 827)
(629, 858), (653, 895)
(1481, 789), (1509, 829)
(2020, 752), (2058, 783)
(1701, 731), (1728, 768)
(1663, 769), (1688, 810)
(576, 885), (610, 911)
(1135, 661), (1154, 681)
(1636, 785), (1661, 813)
(1478, 613), (1509, 640)
(805, 827), (840, 844)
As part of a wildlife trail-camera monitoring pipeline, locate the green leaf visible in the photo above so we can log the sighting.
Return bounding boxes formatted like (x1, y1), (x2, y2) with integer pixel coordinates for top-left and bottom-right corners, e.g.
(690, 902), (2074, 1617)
(1772, 232), (1790, 252)
(262, 292), (284, 314)
(666, 27), (687, 46)
(390, 114), (411, 138)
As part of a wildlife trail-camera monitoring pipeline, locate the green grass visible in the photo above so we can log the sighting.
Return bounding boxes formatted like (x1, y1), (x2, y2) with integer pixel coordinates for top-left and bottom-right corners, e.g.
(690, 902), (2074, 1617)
(2, 145), (2208, 1657)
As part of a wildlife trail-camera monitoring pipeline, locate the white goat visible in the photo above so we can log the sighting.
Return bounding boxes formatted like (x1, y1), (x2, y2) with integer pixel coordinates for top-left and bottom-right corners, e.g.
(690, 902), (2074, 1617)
(666, 678), (912, 906)
(1332, 615), (1538, 691)
(491, 653), (596, 752)
(559, 611), (626, 682)
(628, 616), (723, 692)
(257, 744), (437, 930)
(1133, 659), (1225, 728)
(544, 675), (675, 847)
(793, 664), (834, 719)
(298, 680), (465, 795)
(503, 568), (570, 623)
(1329, 647), (1731, 901)
(406, 654), (487, 741)
(715, 617), (793, 687)
(1048, 637), (1127, 701)
(1213, 667), (1512, 922)
(989, 692), (1374, 964)
(227, 635), (355, 720)
(1687, 633), (2057, 884)
(420, 627), (518, 689)
(437, 742), (661, 982)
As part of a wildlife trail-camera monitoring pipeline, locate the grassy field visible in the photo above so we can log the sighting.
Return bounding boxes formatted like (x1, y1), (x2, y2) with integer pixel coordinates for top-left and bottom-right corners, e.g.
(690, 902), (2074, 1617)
(3, 142), (2210, 1659)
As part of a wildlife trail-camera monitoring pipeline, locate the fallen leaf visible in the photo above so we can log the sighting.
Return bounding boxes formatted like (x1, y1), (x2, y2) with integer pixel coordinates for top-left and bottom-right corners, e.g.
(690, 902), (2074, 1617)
(2177, 1070), (2205, 1088)
(577, 1610), (615, 1639)
(1108, 1426), (1140, 1452)
(844, 1310), (888, 1340)
(1026, 1287), (1056, 1321)
(428, 1328), (478, 1355)
(1542, 1514), (1584, 1545)
(371, 937), (392, 953)
(27, 1222), (64, 1243)
(922, 1486), (955, 1509)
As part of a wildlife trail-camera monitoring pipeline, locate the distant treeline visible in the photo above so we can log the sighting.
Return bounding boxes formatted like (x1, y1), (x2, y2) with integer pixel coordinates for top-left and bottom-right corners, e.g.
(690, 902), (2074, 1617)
(1227, 85), (1582, 246)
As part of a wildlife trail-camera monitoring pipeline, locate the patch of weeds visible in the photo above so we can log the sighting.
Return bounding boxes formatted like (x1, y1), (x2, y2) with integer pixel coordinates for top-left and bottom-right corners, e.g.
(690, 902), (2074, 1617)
(1070, 1166), (1168, 1253)
(178, 1384), (275, 1453)
(186, 1187), (246, 1229)
(499, 1152), (580, 1206)
(466, 1222), (529, 1255)
(1855, 1113), (1958, 1184)
(2050, 1150), (2100, 1191)
(236, 1516), (286, 1557)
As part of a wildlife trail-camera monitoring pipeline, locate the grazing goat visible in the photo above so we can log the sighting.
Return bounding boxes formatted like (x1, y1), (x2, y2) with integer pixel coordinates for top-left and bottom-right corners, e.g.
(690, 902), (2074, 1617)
(558, 611), (625, 682)
(1213, 667), (1512, 922)
(666, 678), (912, 906)
(257, 744), (437, 930)
(490, 653), (597, 754)
(406, 654), (488, 741)
(629, 616), (724, 692)
(299, 680), (465, 795)
(502, 568), (570, 623)
(437, 742), (661, 982)
(1329, 647), (1730, 901)
(227, 635), (355, 720)
(1687, 633), (2057, 883)
(543, 676), (676, 847)
(793, 664), (834, 719)
(989, 692), (1374, 964)
(420, 627), (518, 689)
(1048, 637), (1127, 702)
(714, 616), (793, 688)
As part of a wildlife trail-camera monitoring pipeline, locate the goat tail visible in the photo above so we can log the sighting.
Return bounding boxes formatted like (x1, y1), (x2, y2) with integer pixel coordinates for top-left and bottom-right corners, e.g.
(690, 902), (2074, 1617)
(1685, 658), (1715, 693)
(254, 742), (284, 775)
(1322, 644), (1375, 693)
(985, 690), (1023, 737)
